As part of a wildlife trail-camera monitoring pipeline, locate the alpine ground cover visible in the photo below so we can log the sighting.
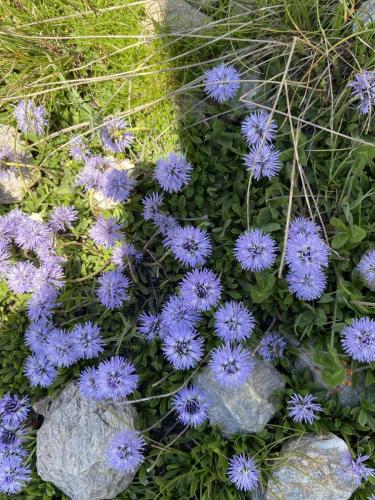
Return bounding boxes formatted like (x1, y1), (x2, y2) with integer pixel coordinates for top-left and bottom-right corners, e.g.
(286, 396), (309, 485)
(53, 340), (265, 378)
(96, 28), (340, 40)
(0, 0), (375, 498)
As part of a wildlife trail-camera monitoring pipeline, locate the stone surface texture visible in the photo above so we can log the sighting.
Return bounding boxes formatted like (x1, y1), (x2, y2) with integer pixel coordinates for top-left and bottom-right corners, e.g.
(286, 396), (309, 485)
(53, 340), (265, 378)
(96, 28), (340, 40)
(266, 433), (357, 500)
(144, 0), (211, 32)
(0, 125), (39, 204)
(354, 0), (375, 29)
(195, 358), (285, 436)
(36, 382), (137, 500)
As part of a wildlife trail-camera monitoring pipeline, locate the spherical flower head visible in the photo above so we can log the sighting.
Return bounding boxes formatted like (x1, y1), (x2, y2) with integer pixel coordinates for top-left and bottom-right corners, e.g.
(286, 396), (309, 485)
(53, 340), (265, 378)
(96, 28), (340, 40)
(33, 261), (65, 290)
(287, 393), (322, 424)
(0, 425), (26, 455)
(90, 215), (124, 249)
(286, 233), (329, 272)
(69, 135), (90, 161)
(97, 356), (139, 400)
(0, 395), (29, 430)
(154, 153), (192, 193)
(46, 328), (79, 368)
(75, 155), (106, 191)
(244, 143), (281, 180)
(259, 332), (286, 362)
(343, 452), (375, 486)
(24, 354), (57, 388)
(179, 268), (222, 312)
(78, 366), (104, 401)
(71, 321), (104, 359)
(27, 285), (59, 322)
(24, 319), (53, 355)
(13, 99), (47, 136)
(204, 63), (240, 103)
(101, 117), (135, 153)
(142, 192), (164, 221)
(106, 430), (145, 474)
(0, 215), (13, 251)
(288, 217), (320, 239)
(348, 70), (375, 114)
(6, 261), (37, 294)
(0, 248), (11, 279)
(161, 295), (201, 332)
(49, 205), (78, 232)
(214, 301), (255, 342)
(286, 267), (327, 301)
(227, 453), (260, 492)
(241, 111), (277, 146)
(172, 386), (209, 427)
(162, 328), (204, 370)
(154, 213), (180, 238)
(15, 217), (53, 252)
(112, 243), (142, 268)
(341, 317), (375, 363)
(357, 250), (375, 291)
(138, 312), (164, 341)
(100, 168), (136, 203)
(209, 344), (254, 388)
(96, 269), (130, 309)
(234, 228), (277, 272)
(0, 454), (31, 495)
(168, 225), (212, 268)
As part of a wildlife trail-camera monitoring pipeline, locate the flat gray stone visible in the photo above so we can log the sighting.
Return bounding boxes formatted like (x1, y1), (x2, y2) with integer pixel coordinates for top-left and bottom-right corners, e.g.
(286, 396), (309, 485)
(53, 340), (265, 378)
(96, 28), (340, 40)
(144, 0), (212, 32)
(353, 0), (375, 30)
(266, 433), (357, 500)
(0, 125), (39, 204)
(36, 382), (138, 500)
(195, 358), (285, 436)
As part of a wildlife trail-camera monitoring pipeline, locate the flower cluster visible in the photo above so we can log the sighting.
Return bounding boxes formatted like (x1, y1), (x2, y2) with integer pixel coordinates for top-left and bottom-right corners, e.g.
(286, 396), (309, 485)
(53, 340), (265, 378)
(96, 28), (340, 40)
(259, 332), (286, 362)
(106, 430), (145, 474)
(287, 393), (322, 424)
(13, 100), (47, 136)
(234, 228), (277, 272)
(285, 217), (329, 301)
(172, 386), (209, 427)
(343, 452), (375, 486)
(0, 394), (31, 495)
(204, 63), (240, 103)
(227, 453), (260, 492)
(348, 70), (375, 114)
(357, 249), (375, 292)
(341, 317), (375, 363)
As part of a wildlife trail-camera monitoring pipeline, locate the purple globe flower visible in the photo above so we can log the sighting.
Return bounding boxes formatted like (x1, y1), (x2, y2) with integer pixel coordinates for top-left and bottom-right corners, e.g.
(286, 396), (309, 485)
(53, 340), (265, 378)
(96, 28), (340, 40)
(0, 248), (11, 279)
(288, 217), (320, 239)
(348, 70), (375, 114)
(343, 452), (375, 486)
(100, 168), (136, 203)
(214, 301), (255, 342)
(161, 295), (201, 332)
(357, 250), (375, 291)
(15, 217), (53, 252)
(227, 453), (260, 492)
(96, 269), (130, 309)
(341, 317), (375, 363)
(69, 135), (90, 161)
(234, 228), (277, 272)
(244, 143), (282, 180)
(172, 386), (209, 427)
(141, 192), (164, 221)
(46, 328), (79, 368)
(209, 344), (254, 387)
(24, 319), (53, 355)
(13, 99), (47, 136)
(75, 155), (106, 191)
(286, 233), (329, 272)
(33, 261), (65, 290)
(287, 393), (322, 424)
(259, 332), (286, 362)
(0, 395), (29, 430)
(286, 268), (327, 301)
(71, 321), (104, 359)
(154, 153), (192, 193)
(241, 111), (277, 146)
(112, 243), (142, 268)
(7, 261), (37, 294)
(138, 312), (164, 341)
(0, 215), (13, 251)
(78, 366), (104, 401)
(168, 225), (212, 268)
(24, 354), (57, 388)
(204, 63), (240, 103)
(26, 285), (59, 322)
(0, 455), (31, 495)
(90, 215), (124, 248)
(179, 268), (222, 311)
(162, 328), (204, 370)
(154, 213), (180, 238)
(0, 425), (26, 454)
(101, 117), (134, 153)
(49, 205), (78, 232)
(97, 356), (139, 400)
(106, 430), (145, 473)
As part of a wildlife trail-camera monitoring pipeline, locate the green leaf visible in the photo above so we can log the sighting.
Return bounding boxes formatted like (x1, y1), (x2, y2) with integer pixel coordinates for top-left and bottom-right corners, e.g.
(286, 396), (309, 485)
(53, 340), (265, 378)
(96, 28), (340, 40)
(349, 225), (366, 243)
(331, 232), (349, 249)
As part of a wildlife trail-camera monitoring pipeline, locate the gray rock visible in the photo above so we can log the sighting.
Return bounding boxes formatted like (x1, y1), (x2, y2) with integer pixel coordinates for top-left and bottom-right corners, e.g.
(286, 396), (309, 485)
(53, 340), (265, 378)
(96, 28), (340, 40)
(195, 358), (285, 436)
(144, 0), (212, 32)
(0, 125), (39, 203)
(353, 0), (375, 30)
(36, 382), (138, 500)
(266, 433), (357, 500)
